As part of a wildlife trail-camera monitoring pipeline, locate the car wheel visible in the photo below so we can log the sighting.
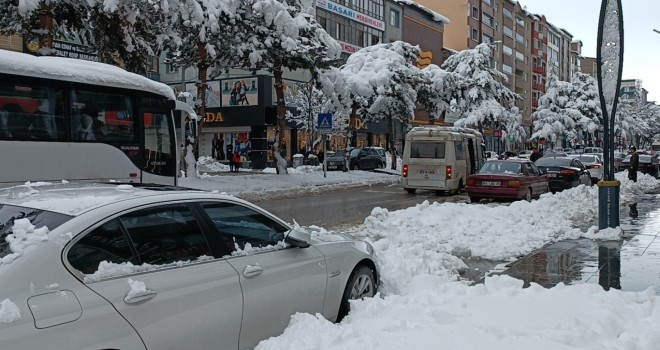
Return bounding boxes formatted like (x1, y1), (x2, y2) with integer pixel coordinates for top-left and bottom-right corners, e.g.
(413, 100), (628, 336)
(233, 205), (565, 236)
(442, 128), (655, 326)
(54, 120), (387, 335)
(525, 188), (532, 202)
(405, 188), (416, 194)
(337, 265), (376, 322)
(470, 196), (481, 203)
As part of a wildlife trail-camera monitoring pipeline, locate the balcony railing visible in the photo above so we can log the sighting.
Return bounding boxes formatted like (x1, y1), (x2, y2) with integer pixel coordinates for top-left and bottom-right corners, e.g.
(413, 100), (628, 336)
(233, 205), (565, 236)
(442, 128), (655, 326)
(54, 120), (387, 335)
(533, 83), (545, 91)
(533, 66), (546, 75)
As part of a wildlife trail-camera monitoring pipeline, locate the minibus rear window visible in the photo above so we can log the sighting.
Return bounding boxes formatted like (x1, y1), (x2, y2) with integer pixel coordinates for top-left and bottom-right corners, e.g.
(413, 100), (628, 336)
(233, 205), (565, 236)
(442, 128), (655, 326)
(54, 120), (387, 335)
(410, 142), (445, 159)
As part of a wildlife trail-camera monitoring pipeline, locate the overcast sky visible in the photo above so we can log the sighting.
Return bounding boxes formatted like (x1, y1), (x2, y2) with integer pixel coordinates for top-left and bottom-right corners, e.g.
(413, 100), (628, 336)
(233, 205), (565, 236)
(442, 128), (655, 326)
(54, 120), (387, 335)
(522, 0), (660, 102)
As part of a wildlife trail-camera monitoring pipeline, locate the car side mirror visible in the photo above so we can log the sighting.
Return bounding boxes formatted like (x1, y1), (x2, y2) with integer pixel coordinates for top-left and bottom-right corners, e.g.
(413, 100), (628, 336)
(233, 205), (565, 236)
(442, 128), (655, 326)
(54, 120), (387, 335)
(285, 227), (311, 248)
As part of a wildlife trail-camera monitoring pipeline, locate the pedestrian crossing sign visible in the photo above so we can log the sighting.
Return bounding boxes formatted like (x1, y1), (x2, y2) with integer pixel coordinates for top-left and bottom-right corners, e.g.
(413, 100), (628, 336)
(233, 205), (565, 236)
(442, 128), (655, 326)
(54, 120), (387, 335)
(317, 113), (333, 131)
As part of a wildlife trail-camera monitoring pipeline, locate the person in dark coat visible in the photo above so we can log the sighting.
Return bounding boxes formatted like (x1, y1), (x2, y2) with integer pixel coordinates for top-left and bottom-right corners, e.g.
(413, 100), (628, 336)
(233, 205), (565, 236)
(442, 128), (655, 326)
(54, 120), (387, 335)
(628, 146), (639, 182)
(529, 147), (542, 163)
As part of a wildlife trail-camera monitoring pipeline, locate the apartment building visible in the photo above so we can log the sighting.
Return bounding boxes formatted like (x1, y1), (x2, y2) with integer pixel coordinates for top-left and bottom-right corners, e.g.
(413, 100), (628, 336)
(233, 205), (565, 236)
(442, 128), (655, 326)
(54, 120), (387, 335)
(570, 40), (583, 78)
(581, 57), (597, 79)
(620, 79), (648, 104)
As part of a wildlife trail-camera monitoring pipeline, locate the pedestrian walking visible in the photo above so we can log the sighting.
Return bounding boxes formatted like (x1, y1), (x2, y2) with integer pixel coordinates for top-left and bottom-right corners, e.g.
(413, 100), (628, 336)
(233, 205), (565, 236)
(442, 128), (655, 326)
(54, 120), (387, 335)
(529, 147), (542, 163)
(232, 151), (241, 173)
(628, 146), (639, 182)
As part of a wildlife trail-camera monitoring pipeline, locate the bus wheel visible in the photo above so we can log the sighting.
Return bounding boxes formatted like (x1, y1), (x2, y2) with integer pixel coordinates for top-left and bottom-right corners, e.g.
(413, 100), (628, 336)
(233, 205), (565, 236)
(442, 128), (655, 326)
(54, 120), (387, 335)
(405, 188), (416, 194)
(470, 196), (481, 203)
(455, 180), (464, 195)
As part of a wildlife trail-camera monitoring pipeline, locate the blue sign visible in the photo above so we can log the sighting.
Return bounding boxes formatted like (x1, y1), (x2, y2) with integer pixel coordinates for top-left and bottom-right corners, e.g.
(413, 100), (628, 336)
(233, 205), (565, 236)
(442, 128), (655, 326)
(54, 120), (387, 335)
(317, 113), (333, 130)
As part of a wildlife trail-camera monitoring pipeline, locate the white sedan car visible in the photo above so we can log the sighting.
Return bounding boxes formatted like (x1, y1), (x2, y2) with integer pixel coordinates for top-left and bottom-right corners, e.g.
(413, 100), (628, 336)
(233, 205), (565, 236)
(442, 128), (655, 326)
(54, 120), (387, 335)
(573, 154), (603, 183)
(0, 183), (378, 350)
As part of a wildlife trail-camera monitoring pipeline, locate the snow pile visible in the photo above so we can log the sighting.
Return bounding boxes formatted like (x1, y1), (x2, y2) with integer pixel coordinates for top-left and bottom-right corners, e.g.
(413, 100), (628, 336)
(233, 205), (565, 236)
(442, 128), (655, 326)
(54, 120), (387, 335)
(84, 256), (214, 283)
(126, 278), (149, 299)
(0, 299), (21, 324)
(256, 275), (660, 350)
(0, 218), (50, 265)
(354, 172), (656, 294)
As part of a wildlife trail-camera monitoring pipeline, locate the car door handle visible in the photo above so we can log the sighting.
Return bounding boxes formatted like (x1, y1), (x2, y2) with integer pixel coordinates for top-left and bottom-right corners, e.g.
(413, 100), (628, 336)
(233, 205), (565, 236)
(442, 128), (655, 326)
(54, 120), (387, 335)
(243, 265), (263, 278)
(124, 290), (158, 304)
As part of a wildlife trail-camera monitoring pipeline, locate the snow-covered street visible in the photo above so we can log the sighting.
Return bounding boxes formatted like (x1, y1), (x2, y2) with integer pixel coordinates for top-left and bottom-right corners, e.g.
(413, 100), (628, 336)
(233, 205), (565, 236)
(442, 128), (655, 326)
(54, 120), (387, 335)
(180, 166), (660, 350)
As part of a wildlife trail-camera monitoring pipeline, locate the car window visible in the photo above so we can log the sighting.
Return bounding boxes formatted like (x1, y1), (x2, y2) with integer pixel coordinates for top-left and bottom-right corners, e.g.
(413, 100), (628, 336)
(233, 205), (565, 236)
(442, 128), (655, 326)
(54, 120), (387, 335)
(0, 205), (72, 259)
(535, 157), (572, 166)
(523, 163), (535, 176)
(410, 142), (445, 159)
(576, 155), (596, 163)
(479, 161), (522, 174)
(530, 163), (542, 176)
(454, 142), (465, 160)
(67, 219), (138, 274)
(349, 148), (360, 157)
(120, 205), (211, 265)
(572, 160), (585, 169)
(201, 202), (288, 251)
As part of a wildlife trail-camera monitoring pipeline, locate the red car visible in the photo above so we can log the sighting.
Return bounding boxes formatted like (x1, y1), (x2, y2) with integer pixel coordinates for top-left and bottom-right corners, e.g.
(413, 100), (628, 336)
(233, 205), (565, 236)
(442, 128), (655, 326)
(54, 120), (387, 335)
(466, 159), (550, 203)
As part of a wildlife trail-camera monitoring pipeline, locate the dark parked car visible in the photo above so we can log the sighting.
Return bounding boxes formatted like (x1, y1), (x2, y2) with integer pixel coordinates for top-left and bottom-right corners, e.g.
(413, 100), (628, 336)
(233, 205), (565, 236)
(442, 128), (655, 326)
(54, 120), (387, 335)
(535, 156), (592, 192)
(326, 150), (349, 171)
(466, 159), (549, 203)
(620, 154), (659, 178)
(348, 148), (385, 170)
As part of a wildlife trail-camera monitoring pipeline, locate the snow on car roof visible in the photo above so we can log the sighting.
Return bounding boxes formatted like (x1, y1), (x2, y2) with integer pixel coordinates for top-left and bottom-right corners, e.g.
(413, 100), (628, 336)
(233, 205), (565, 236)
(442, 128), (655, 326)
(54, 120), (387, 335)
(0, 49), (175, 100)
(0, 182), (212, 216)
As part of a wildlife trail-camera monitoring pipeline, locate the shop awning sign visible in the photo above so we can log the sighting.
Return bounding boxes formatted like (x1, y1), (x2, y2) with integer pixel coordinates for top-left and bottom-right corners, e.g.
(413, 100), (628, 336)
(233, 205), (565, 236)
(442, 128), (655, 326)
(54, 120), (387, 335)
(317, 113), (333, 131)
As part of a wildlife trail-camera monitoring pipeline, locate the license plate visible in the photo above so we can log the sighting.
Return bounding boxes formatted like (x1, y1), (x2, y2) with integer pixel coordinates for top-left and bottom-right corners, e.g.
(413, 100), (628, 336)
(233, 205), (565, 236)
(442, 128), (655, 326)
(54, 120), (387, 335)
(548, 173), (558, 178)
(482, 181), (500, 186)
(420, 170), (436, 175)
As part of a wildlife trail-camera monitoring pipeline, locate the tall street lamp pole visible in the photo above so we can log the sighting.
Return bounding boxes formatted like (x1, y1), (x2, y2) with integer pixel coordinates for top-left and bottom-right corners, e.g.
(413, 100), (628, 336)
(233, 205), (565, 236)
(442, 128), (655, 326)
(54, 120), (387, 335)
(596, 0), (624, 230)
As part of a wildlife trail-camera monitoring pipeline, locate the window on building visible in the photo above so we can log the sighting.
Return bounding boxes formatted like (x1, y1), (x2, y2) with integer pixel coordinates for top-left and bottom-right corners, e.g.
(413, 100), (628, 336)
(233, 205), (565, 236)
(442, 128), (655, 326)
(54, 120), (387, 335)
(483, 34), (494, 44)
(503, 8), (513, 19)
(165, 53), (177, 73)
(504, 26), (513, 38)
(515, 51), (524, 61)
(482, 13), (494, 27)
(389, 9), (400, 27)
(515, 33), (524, 44)
(550, 49), (559, 63)
(502, 64), (513, 75)
(503, 45), (513, 56)
(483, 0), (492, 6)
(551, 34), (561, 46)
(472, 7), (480, 20)
(471, 28), (479, 41)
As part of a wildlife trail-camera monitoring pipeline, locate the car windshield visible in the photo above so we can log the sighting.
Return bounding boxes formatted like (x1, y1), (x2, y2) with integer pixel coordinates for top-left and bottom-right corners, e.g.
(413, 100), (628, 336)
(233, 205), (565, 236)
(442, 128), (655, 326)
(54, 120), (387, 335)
(332, 150), (347, 157)
(410, 142), (446, 159)
(536, 157), (572, 166)
(0, 204), (73, 259)
(479, 161), (523, 175)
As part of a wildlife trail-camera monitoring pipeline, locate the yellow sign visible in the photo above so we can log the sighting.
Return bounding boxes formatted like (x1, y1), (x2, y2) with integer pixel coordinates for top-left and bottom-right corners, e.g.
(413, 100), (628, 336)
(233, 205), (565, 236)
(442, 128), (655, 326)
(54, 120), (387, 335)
(417, 51), (433, 69)
(205, 112), (224, 123)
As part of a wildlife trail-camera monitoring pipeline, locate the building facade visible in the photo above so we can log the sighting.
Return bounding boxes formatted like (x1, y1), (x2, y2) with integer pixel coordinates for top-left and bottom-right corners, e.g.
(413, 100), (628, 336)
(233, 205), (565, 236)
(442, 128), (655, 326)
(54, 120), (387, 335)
(581, 56), (597, 79)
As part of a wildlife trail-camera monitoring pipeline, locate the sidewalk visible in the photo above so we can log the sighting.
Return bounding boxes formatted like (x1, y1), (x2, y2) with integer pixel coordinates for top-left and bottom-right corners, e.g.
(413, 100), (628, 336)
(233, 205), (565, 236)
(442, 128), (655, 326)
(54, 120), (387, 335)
(499, 189), (660, 293)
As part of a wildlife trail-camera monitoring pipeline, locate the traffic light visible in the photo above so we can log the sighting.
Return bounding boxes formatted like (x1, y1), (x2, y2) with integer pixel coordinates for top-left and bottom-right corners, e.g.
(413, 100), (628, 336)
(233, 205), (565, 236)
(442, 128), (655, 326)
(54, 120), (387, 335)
(417, 51), (433, 69)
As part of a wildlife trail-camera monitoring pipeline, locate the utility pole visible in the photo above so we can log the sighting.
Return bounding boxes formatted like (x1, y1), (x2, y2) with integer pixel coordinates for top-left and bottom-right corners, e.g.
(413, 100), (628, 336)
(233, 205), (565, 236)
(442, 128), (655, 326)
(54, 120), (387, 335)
(596, 0), (624, 230)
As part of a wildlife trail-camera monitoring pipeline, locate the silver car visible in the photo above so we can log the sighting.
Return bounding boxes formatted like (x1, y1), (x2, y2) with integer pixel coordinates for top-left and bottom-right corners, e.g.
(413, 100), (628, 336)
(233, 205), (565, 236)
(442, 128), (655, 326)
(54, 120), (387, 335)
(574, 154), (603, 183)
(0, 183), (378, 350)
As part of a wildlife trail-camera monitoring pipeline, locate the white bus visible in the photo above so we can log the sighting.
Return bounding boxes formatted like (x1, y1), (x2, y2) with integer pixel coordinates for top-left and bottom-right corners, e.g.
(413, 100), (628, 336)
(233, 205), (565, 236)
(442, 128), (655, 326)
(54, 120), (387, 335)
(0, 49), (180, 187)
(402, 126), (485, 194)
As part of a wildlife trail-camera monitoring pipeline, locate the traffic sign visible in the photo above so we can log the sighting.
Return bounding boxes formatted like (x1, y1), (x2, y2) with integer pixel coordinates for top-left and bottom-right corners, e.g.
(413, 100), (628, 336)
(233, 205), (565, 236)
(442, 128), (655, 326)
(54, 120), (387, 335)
(317, 113), (332, 131)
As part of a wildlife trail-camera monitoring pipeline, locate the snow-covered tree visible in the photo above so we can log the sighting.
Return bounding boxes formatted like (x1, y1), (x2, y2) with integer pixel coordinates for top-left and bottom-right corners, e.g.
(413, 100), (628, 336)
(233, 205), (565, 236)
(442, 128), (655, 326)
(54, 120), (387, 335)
(285, 67), (351, 151)
(221, 0), (341, 174)
(341, 41), (425, 169)
(501, 105), (527, 146)
(442, 42), (520, 132)
(417, 64), (457, 124)
(615, 82), (653, 148)
(569, 72), (602, 146)
(0, 0), (88, 54)
(531, 73), (582, 148)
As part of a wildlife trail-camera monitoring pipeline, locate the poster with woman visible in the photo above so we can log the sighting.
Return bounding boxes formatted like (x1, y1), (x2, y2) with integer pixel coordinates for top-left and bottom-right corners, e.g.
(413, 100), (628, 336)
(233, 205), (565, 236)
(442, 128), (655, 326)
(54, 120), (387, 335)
(222, 78), (258, 106)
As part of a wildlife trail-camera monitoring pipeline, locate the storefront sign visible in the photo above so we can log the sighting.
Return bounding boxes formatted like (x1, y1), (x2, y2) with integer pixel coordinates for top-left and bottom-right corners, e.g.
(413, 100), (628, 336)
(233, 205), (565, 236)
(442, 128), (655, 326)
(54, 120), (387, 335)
(205, 112), (225, 123)
(338, 41), (361, 54)
(316, 0), (385, 30)
(24, 38), (98, 62)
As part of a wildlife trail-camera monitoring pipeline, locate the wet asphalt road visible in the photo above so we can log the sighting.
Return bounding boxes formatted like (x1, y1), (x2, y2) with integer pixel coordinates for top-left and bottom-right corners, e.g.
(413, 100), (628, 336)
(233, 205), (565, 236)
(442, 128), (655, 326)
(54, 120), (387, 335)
(255, 183), (469, 229)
